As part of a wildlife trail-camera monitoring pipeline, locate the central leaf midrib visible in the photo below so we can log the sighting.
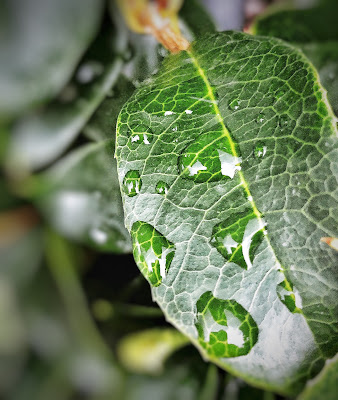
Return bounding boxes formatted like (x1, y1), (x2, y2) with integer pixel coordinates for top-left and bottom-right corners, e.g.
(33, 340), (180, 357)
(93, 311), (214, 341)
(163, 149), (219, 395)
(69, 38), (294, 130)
(186, 48), (310, 320)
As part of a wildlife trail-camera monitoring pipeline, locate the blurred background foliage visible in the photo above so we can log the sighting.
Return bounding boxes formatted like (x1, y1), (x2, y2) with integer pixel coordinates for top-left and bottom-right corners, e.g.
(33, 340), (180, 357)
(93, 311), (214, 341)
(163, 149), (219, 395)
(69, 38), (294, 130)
(0, 1), (336, 399)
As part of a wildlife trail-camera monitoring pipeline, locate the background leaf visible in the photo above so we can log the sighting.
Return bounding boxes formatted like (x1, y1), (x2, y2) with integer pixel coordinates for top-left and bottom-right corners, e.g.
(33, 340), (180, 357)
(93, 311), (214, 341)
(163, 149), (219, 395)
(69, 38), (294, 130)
(0, 0), (104, 120)
(35, 140), (131, 253)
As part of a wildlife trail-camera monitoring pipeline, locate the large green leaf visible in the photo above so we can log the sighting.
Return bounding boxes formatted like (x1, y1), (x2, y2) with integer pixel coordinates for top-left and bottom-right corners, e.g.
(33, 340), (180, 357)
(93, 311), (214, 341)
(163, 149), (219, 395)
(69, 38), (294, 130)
(0, 0), (103, 120)
(36, 140), (131, 253)
(251, 0), (338, 115)
(116, 31), (338, 395)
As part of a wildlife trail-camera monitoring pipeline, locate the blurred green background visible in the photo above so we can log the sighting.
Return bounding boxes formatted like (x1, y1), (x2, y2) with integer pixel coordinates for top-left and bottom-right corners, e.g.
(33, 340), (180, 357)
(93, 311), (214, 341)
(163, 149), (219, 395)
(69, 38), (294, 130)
(0, 1), (336, 399)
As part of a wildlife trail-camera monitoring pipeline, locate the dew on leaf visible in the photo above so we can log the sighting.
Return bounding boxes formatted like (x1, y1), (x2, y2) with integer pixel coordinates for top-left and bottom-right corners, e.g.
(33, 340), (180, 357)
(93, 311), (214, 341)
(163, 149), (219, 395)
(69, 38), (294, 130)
(129, 125), (153, 147)
(178, 132), (241, 183)
(279, 114), (289, 129)
(131, 221), (175, 287)
(276, 281), (302, 314)
(195, 291), (258, 358)
(156, 181), (169, 195)
(211, 212), (266, 270)
(254, 141), (267, 159)
(229, 99), (241, 111)
(256, 112), (265, 124)
(123, 170), (142, 197)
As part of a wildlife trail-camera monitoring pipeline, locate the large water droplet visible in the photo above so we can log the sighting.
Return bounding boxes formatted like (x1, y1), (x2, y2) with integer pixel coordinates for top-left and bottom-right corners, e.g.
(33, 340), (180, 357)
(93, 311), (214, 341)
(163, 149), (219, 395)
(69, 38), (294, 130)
(123, 171), (142, 197)
(229, 99), (241, 111)
(195, 291), (258, 358)
(211, 213), (266, 270)
(178, 132), (241, 183)
(156, 181), (169, 195)
(276, 281), (302, 313)
(129, 125), (153, 147)
(254, 141), (267, 159)
(131, 221), (175, 287)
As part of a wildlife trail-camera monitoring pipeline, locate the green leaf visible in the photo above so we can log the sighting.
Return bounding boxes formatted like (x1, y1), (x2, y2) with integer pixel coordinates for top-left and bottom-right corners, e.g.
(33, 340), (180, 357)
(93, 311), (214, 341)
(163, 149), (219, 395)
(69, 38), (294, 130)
(116, 31), (338, 395)
(36, 140), (131, 253)
(297, 356), (338, 400)
(117, 328), (189, 375)
(252, 0), (338, 115)
(6, 22), (125, 172)
(0, 0), (104, 120)
(84, 77), (135, 142)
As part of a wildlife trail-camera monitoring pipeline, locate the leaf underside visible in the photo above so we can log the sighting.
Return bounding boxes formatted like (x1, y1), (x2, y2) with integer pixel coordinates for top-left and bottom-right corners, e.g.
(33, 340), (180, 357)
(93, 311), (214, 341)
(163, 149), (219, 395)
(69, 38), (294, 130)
(116, 31), (338, 395)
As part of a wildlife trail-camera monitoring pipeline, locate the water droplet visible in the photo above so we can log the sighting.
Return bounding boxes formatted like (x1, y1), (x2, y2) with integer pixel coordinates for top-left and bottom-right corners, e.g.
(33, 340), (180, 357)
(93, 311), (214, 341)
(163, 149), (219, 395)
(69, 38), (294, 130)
(185, 109), (193, 114)
(131, 221), (175, 287)
(178, 132), (241, 183)
(256, 112), (265, 124)
(129, 125), (153, 147)
(276, 281), (301, 313)
(195, 291), (258, 357)
(164, 111), (174, 116)
(123, 171), (142, 197)
(229, 99), (241, 111)
(254, 141), (267, 159)
(279, 114), (289, 129)
(275, 88), (286, 99)
(155, 181), (169, 195)
(211, 213), (266, 270)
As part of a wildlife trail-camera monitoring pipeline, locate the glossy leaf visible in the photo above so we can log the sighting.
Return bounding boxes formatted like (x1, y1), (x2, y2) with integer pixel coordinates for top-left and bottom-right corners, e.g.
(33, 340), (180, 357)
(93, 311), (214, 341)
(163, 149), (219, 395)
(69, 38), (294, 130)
(36, 140), (131, 253)
(116, 31), (338, 395)
(252, 0), (338, 115)
(0, 0), (104, 120)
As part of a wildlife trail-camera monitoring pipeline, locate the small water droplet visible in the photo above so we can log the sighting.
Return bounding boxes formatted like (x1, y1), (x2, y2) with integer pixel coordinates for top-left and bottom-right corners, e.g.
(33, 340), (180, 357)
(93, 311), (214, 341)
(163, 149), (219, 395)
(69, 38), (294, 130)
(164, 111), (174, 116)
(131, 221), (175, 287)
(156, 181), (169, 195)
(123, 171), (142, 197)
(229, 99), (241, 111)
(276, 281), (301, 313)
(185, 109), (193, 114)
(211, 214), (266, 270)
(254, 141), (267, 158)
(279, 114), (289, 129)
(256, 112), (265, 124)
(129, 125), (153, 147)
(178, 133), (241, 183)
(195, 291), (258, 358)
(275, 88), (286, 99)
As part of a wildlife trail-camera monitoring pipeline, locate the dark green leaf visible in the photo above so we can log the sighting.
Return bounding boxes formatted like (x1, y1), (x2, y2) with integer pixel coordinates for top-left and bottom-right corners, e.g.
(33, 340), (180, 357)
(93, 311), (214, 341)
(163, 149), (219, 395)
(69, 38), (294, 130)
(116, 31), (338, 395)
(6, 23), (125, 172)
(0, 0), (104, 120)
(36, 140), (131, 253)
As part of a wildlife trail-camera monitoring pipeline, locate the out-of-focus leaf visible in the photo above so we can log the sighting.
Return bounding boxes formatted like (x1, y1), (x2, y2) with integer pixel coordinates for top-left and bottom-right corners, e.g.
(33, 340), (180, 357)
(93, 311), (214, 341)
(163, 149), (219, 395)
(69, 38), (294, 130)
(121, 347), (218, 400)
(6, 22), (126, 172)
(84, 77), (135, 142)
(179, 0), (216, 37)
(0, 0), (104, 120)
(223, 376), (275, 400)
(0, 226), (43, 288)
(36, 140), (131, 253)
(297, 356), (338, 400)
(117, 328), (189, 375)
(252, 0), (338, 115)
